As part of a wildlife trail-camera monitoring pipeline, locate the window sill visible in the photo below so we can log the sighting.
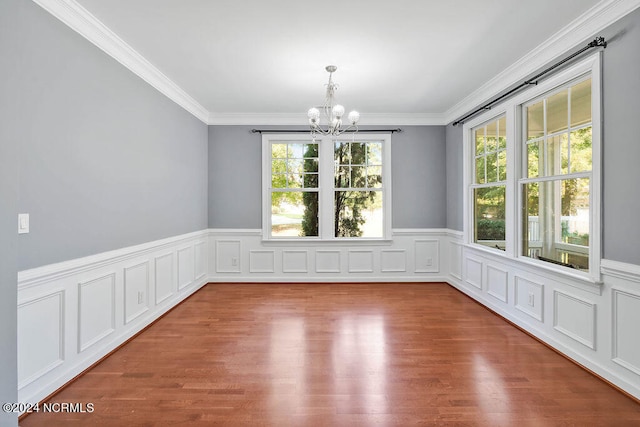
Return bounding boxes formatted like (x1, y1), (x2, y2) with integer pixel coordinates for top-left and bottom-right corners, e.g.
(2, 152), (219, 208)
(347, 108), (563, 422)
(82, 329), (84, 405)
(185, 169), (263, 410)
(261, 238), (393, 246)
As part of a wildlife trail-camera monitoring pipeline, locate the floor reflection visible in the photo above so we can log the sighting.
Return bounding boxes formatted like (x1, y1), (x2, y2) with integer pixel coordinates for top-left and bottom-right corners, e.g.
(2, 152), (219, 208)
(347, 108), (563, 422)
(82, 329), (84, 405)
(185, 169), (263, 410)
(332, 314), (387, 414)
(269, 317), (306, 412)
(472, 352), (511, 424)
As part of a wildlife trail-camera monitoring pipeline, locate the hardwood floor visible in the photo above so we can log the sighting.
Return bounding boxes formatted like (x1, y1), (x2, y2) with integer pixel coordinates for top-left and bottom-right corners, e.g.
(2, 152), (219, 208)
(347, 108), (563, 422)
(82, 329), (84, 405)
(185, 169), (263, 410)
(20, 282), (640, 426)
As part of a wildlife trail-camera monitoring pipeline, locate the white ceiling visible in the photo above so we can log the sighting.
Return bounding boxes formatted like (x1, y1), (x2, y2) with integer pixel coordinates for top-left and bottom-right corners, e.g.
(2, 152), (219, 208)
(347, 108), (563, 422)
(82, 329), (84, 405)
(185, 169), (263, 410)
(70, 0), (608, 124)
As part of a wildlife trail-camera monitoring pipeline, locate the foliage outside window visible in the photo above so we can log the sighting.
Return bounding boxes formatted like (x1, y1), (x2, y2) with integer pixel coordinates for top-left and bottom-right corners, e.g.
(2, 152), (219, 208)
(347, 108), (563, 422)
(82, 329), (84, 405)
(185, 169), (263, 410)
(264, 134), (390, 240)
(472, 116), (507, 250)
(270, 141), (319, 237)
(521, 77), (592, 271)
(334, 140), (383, 238)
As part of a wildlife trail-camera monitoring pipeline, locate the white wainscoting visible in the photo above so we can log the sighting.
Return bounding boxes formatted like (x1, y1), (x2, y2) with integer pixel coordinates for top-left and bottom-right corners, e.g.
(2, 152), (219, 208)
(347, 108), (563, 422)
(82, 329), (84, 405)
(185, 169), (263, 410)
(207, 229), (455, 282)
(17, 230), (208, 407)
(17, 227), (640, 406)
(447, 236), (640, 400)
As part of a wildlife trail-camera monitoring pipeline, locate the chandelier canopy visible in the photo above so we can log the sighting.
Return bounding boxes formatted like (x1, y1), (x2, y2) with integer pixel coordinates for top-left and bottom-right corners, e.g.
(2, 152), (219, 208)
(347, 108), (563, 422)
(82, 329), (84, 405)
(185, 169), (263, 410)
(307, 65), (360, 138)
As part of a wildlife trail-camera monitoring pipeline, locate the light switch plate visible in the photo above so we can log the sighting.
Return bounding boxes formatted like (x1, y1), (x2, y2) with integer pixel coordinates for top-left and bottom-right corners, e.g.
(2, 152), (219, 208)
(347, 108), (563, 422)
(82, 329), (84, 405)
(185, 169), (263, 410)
(18, 213), (29, 234)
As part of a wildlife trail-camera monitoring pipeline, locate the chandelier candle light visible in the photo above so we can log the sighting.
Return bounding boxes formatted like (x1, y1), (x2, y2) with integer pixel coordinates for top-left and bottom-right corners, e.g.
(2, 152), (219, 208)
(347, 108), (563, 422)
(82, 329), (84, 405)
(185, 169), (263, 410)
(307, 65), (360, 139)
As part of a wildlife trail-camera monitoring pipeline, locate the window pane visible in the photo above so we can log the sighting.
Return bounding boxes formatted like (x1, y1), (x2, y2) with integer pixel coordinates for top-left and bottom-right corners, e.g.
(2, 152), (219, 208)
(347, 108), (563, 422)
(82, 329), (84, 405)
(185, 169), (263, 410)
(569, 127), (592, 173)
(527, 141), (540, 178)
(498, 116), (507, 149)
(288, 173), (303, 188)
(560, 134), (569, 175)
(546, 134), (567, 176)
(367, 166), (382, 188)
(546, 89), (569, 135)
(351, 166), (366, 188)
(475, 157), (486, 184)
(335, 166), (350, 188)
(486, 121), (497, 152)
(335, 191), (383, 238)
(368, 142), (382, 164)
(474, 186), (506, 250)
(271, 191), (319, 237)
(486, 152), (498, 182)
(303, 158), (318, 173)
(288, 143), (304, 158)
(334, 141), (350, 163)
(289, 159), (303, 174)
(475, 129), (485, 155)
(571, 79), (591, 128)
(272, 143), (287, 159)
(527, 101), (544, 140)
(272, 159), (286, 174)
(303, 173), (318, 188)
(522, 178), (589, 271)
(272, 174), (286, 189)
(498, 150), (507, 182)
(351, 142), (367, 164)
(303, 143), (318, 158)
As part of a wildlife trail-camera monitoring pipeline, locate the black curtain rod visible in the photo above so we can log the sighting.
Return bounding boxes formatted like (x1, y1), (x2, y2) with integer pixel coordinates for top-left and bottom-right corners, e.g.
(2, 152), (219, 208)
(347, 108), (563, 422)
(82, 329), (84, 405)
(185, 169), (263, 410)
(251, 128), (402, 134)
(452, 36), (607, 126)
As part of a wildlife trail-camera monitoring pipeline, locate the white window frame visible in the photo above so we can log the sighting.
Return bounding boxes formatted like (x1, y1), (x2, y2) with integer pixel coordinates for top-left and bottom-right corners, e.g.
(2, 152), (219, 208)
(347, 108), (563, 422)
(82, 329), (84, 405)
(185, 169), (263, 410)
(463, 52), (602, 283)
(262, 133), (392, 242)
(469, 114), (509, 252)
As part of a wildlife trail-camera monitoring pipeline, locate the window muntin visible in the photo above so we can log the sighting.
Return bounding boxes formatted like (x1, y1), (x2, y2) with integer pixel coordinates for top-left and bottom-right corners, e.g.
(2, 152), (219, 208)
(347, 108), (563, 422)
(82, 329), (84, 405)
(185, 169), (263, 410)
(263, 134), (391, 240)
(521, 77), (592, 272)
(472, 116), (507, 250)
(270, 141), (319, 237)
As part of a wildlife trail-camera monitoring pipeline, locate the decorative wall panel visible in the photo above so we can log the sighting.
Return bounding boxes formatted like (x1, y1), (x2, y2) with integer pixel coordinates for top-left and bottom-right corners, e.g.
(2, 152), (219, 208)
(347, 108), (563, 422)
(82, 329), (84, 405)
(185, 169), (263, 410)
(554, 291), (596, 349)
(124, 262), (149, 324)
(78, 274), (115, 352)
(17, 291), (64, 388)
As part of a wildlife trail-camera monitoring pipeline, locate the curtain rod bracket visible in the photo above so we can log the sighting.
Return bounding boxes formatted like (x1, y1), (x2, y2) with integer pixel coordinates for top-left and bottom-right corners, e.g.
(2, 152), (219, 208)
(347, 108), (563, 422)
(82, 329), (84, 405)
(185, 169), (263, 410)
(452, 36), (606, 126)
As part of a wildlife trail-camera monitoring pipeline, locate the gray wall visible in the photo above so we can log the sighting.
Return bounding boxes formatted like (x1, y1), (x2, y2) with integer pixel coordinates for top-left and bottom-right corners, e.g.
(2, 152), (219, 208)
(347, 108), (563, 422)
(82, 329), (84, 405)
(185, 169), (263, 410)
(443, 7), (640, 264)
(208, 125), (447, 229)
(445, 123), (463, 231)
(0, 1), (20, 424)
(208, 126), (263, 228)
(601, 7), (640, 264)
(15, 1), (209, 271)
(392, 126), (447, 228)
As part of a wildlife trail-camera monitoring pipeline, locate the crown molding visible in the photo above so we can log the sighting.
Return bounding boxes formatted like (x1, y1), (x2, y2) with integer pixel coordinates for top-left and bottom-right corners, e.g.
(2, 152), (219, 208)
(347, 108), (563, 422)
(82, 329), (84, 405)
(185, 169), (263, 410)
(358, 113), (447, 126)
(207, 113), (306, 126)
(33, 0), (640, 127)
(444, 0), (640, 125)
(32, 0), (210, 124)
(207, 112), (447, 126)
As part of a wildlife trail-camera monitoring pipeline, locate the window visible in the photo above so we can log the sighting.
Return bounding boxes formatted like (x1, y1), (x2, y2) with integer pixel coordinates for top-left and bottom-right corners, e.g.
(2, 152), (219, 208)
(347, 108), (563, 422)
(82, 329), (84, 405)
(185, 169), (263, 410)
(521, 77), (593, 271)
(464, 53), (601, 280)
(269, 141), (319, 237)
(263, 133), (391, 240)
(334, 140), (384, 238)
(472, 116), (507, 250)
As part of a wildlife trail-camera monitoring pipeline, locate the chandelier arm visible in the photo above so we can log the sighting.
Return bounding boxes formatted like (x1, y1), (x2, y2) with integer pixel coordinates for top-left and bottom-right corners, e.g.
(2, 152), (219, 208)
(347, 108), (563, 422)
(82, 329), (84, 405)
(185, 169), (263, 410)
(308, 65), (359, 138)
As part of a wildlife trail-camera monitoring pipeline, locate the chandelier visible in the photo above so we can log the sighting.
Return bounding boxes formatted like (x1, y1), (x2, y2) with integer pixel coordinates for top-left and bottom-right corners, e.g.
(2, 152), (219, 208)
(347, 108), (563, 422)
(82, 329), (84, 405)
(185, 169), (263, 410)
(307, 65), (360, 138)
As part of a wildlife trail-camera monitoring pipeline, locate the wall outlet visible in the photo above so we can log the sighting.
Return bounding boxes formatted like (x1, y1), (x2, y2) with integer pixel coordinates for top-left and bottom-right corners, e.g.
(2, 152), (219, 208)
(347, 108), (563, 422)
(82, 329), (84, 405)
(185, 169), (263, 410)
(425, 257), (433, 266)
(528, 292), (535, 307)
(231, 257), (238, 266)
(137, 291), (144, 304)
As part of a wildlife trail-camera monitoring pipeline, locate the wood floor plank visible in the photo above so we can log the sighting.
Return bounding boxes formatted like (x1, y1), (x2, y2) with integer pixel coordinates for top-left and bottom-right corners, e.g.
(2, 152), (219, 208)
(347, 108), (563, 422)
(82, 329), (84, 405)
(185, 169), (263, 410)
(20, 282), (640, 426)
